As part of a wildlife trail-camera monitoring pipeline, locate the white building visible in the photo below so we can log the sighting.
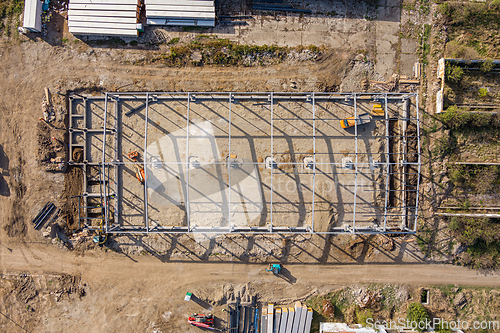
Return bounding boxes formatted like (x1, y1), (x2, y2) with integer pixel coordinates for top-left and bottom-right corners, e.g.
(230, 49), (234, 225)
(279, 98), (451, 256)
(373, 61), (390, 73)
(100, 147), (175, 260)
(23, 0), (43, 32)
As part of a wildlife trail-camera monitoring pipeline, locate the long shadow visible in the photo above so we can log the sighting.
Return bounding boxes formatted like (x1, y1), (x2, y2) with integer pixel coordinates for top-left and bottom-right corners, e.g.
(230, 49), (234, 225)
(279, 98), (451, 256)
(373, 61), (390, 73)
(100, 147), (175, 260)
(275, 266), (297, 284)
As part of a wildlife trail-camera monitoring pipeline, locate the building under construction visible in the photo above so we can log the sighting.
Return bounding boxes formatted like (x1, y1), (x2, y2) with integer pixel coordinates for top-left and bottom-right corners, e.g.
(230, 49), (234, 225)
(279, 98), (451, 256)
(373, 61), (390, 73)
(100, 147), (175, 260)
(68, 92), (420, 235)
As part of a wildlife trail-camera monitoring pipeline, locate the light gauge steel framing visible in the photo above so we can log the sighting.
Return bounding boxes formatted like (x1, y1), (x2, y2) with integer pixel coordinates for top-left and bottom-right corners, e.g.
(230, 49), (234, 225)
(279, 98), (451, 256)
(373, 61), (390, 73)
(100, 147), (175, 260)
(68, 92), (420, 235)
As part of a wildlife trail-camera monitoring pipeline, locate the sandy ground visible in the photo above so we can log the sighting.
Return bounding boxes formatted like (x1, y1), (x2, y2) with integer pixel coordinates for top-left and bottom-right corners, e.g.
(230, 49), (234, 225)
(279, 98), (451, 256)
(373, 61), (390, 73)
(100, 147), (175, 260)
(1, 242), (499, 333)
(0, 1), (486, 331)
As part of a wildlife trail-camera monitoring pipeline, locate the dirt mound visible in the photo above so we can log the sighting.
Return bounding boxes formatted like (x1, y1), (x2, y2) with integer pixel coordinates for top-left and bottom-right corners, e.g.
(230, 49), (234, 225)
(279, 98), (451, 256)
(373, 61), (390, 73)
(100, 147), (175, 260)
(14, 275), (38, 303)
(62, 166), (83, 231)
(316, 50), (353, 92)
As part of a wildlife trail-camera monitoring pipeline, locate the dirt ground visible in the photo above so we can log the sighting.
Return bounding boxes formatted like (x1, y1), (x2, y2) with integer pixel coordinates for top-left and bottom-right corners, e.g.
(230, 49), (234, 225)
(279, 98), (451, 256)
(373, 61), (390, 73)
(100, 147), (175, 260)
(0, 0), (496, 331)
(0, 243), (499, 333)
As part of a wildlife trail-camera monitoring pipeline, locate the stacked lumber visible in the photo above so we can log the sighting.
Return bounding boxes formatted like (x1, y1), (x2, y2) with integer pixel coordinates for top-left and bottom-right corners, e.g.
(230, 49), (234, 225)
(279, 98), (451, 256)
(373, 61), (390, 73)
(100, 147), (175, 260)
(369, 74), (420, 92)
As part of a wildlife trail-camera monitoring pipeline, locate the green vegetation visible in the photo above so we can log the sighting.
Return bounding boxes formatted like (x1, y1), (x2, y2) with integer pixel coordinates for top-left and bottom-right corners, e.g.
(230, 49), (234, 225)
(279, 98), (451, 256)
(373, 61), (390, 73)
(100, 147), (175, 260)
(448, 216), (500, 269)
(481, 59), (494, 72)
(420, 24), (431, 65)
(439, 0), (500, 58)
(0, 0), (24, 36)
(478, 88), (488, 98)
(167, 37), (180, 45)
(356, 309), (373, 326)
(406, 302), (430, 332)
(445, 65), (464, 83)
(439, 106), (500, 130)
(150, 37), (322, 67)
(90, 38), (127, 47)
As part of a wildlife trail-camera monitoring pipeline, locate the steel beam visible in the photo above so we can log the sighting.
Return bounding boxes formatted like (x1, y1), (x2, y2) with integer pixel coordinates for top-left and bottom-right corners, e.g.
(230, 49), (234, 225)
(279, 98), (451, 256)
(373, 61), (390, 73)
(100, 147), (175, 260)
(270, 92), (274, 233)
(70, 92), (420, 235)
(383, 93), (390, 232)
(102, 93), (108, 232)
(144, 93), (150, 232)
(186, 93), (191, 231)
(311, 92), (316, 233)
(228, 92), (232, 232)
(352, 93), (358, 232)
(414, 93), (421, 232)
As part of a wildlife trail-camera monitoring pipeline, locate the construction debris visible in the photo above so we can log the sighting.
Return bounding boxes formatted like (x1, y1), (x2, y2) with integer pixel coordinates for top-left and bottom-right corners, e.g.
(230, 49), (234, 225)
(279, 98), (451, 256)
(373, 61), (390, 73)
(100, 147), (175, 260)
(42, 87), (56, 123)
(322, 299), (335, 318)
(370, 73), (420, 92)
(356, 290), (383, 309)
(32, 202), (56, 229)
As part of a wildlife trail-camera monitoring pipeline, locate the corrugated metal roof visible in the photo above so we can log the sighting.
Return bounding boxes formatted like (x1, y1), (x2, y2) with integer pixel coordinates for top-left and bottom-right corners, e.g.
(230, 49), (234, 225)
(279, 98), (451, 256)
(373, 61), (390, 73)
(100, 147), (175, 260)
(23, 0), (43, 32)
(68, 0), (139, 36)
(145, 0), (216, 27)
(147, 10), (215, 19)
(146, 0), (214, 5)
(68, 3), (139, 11)
(69, 27), (139, 36)
(69, 0), (139, 4)
(68, 16), (138, 24)
(68, 9), (139, 17)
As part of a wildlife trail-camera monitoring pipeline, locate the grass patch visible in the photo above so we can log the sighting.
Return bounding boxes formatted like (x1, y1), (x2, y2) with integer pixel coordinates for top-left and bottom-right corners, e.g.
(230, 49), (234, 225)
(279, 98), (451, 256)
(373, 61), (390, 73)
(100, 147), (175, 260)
(151, 38), (322, 67)
(167, 37), (180, 45)
(439, 106), (500, 130)
(439, 0), (500, 58)
(0, 0), (24, 36)
(448, 216), (500, 269)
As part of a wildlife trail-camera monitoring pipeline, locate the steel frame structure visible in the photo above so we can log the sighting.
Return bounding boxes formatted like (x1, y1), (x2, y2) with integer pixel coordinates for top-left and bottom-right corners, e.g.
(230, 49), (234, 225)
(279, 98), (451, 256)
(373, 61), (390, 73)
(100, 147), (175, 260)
(68, 92), (420, 235)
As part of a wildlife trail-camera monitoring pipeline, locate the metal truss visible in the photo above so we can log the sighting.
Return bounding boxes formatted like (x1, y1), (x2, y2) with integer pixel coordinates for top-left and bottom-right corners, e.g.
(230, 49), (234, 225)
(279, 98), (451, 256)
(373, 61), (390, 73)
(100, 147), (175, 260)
(68, 92), (420, 235)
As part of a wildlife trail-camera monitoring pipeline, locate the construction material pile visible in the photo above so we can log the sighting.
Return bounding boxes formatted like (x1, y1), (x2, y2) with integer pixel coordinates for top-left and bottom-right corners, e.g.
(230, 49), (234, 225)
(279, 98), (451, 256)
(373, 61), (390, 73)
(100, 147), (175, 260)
(37, 88), (67, 172)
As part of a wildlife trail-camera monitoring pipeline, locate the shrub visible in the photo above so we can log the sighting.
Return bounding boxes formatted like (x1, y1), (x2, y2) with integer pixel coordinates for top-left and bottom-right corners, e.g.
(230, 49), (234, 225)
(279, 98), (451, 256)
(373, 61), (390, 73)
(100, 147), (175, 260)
(167, 37), (180, 45)
(471, 112), (491, 127)
(478, 88), (488, 98)
(481, 59), (494, 72)
(356, 309), (373, 326)
(439, 106), (471, 129)
(445, 65), (464, 83)
(406, 302), (430, 332)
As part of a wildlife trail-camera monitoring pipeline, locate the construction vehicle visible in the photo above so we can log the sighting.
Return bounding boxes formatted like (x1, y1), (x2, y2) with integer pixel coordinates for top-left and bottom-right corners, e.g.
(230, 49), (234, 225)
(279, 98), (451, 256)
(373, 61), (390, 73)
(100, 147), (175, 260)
(188, 314), (217, 330)
(127, 151), (145, 184)
(340, 102), (385, 129)
(266, 263), (282, 275)
(340, 112), (371, 129)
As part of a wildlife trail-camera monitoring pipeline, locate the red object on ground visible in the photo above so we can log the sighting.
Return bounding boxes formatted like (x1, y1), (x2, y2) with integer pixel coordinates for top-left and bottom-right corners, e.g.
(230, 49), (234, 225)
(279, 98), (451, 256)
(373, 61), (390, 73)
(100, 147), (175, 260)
(188, 314), (214, 330)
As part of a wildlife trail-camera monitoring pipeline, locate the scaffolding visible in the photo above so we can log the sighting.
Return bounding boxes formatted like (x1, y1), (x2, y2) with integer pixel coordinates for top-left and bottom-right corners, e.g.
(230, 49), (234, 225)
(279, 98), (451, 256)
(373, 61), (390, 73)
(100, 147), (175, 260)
(68, 92), (420, 235)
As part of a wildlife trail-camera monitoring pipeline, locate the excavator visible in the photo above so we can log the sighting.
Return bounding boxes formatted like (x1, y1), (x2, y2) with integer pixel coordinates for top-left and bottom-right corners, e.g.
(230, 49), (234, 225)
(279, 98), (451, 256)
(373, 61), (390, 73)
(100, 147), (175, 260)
(266, 263), (282, 275)
(127, 151), (145, 184)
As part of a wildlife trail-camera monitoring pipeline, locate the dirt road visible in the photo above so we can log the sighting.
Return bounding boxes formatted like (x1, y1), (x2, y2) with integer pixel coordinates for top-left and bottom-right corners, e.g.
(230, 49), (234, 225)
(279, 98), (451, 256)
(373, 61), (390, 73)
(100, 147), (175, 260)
(0, 242), (498, 333)
(0, 41), (497, 333)
(3, 242), (499, 287)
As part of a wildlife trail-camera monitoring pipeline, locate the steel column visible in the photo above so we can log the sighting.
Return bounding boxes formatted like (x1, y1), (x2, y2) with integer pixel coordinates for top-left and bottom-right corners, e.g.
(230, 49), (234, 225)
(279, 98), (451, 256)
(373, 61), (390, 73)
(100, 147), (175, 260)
(352, 93), (358, 232)
(143, 93), (150, 232)
(186, 93), (191, 231)
(311, 92), (316, 233)
(383, 93), (390, 232)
